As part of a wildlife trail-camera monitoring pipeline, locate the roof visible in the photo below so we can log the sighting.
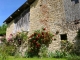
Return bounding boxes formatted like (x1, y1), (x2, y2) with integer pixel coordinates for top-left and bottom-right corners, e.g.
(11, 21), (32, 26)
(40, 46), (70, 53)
(3, 0), (35, 24)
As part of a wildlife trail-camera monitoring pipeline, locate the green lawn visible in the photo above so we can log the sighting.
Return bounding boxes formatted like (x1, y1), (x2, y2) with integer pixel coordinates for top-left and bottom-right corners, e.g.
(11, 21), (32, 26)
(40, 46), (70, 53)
(8, 56), (66, 60)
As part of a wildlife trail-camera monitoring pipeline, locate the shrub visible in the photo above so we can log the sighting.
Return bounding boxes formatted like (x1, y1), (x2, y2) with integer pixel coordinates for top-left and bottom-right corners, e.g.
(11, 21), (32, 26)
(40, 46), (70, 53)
(67, 55), (80, 60)
(61, 40), (73, 53)
(0, 44), (8, 60)
(6, 45), (16, 56)
(27, 28), (53, 57)
(0, 32), (28, 56)
(47, 50), (68, 58)
(47, 52), (54, 58)
(39, 44), (48, 58)
(24, 51), (29, 58)
(7, 32), (28, 47)
(53, 50), (66, 58)
(15, 32), (28, 43)
(61, 40), (80, 56)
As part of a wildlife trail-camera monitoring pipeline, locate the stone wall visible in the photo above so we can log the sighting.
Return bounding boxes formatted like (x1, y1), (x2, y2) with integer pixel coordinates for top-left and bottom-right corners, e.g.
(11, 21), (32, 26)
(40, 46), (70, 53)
(29, 0), (66, 52)
(6, 20), (15, 39)
(29, 0), (80, 52)
(63, 0), (80, 22)
(62, 0), (80, 42)
(62, 0), (80, 52)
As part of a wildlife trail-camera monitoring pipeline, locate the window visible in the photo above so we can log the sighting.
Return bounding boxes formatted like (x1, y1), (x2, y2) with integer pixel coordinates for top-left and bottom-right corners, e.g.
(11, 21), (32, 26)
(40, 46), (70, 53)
(71, 0), (79, 4)
(60, 34), (67, 40)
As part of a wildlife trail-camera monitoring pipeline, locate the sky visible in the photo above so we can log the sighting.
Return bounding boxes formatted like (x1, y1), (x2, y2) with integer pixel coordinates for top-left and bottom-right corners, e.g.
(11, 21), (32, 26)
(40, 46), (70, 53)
(0, 0), (26, 26)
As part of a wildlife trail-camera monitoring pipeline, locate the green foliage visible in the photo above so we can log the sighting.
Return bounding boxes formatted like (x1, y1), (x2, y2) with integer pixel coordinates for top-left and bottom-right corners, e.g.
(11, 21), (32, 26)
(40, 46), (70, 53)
(24, 51), (29, 58)
(0, 44), (8, 60)
(15, 32), (28, 45)
(48, 51), (68, 58)
(7, 32), (28, 47)
(0, 24), (7, 36)
(20, 32), (28, 42)
(0, 31), (28, 59)
(6, 45), (17, 56)
(51, 50), (67, 58)
(39, 44), (48, 58)
(5, 56), (67, 60)
(47, 52), (54, 58)
(77, 29), (80, 39)
(48, 50), (71, 58)
(67, 55), (80, 60)
(61, 40), (73, 53)
(0, 42), (17, 56)
(61, 40), (80, 56)
(53, 50), (65, 58)
(6, 32), (28, 56)
(27, 28), (53, 57)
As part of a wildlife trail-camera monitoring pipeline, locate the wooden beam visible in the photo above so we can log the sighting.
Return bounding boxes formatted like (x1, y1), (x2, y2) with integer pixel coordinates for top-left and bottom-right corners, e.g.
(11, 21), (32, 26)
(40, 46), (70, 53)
(10, 16), (12, 18)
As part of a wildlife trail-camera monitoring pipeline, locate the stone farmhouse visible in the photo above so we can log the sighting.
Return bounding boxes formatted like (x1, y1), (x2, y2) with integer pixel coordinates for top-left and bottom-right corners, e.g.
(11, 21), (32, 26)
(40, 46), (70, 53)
(4, 0), (80, 51)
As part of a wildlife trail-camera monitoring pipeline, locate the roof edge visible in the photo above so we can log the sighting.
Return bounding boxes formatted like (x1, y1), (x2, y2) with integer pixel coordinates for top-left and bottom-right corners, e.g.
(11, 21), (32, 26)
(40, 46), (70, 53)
(3, 0), (35, 24)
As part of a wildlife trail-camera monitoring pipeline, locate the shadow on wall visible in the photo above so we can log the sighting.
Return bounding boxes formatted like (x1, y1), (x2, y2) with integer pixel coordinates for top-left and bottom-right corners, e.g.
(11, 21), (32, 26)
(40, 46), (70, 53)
(73, 29), (80, 55)
(75, 29), (80, 45)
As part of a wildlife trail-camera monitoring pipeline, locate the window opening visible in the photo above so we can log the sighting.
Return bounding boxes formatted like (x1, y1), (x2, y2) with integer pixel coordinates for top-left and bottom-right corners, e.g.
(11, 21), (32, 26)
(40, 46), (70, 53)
(60, 34), (67, 40)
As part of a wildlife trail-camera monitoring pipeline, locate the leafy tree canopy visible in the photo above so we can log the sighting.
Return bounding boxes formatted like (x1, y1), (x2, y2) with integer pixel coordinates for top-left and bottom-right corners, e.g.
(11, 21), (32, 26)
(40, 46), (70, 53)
(0, 24), (7, 36)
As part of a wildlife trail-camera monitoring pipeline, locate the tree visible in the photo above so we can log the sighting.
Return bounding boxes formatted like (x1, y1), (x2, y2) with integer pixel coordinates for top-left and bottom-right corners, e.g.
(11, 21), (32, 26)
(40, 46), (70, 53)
(0, 24), (7, 36)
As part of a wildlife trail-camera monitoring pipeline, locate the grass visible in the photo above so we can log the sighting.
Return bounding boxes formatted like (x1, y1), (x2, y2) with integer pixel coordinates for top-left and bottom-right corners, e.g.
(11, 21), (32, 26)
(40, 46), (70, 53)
(7, 56), (66, 60)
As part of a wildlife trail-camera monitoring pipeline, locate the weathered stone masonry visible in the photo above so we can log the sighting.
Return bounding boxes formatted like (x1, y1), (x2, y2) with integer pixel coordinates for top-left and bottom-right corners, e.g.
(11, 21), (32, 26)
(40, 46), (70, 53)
(29, 0), (80, 51)
(5, 0), (80, 52)
(29, 0), (65, 51)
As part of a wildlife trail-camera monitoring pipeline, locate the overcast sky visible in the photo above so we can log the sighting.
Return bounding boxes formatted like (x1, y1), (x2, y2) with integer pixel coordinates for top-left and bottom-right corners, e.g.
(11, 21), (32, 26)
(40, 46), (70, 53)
(0, 0), (26, 26)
